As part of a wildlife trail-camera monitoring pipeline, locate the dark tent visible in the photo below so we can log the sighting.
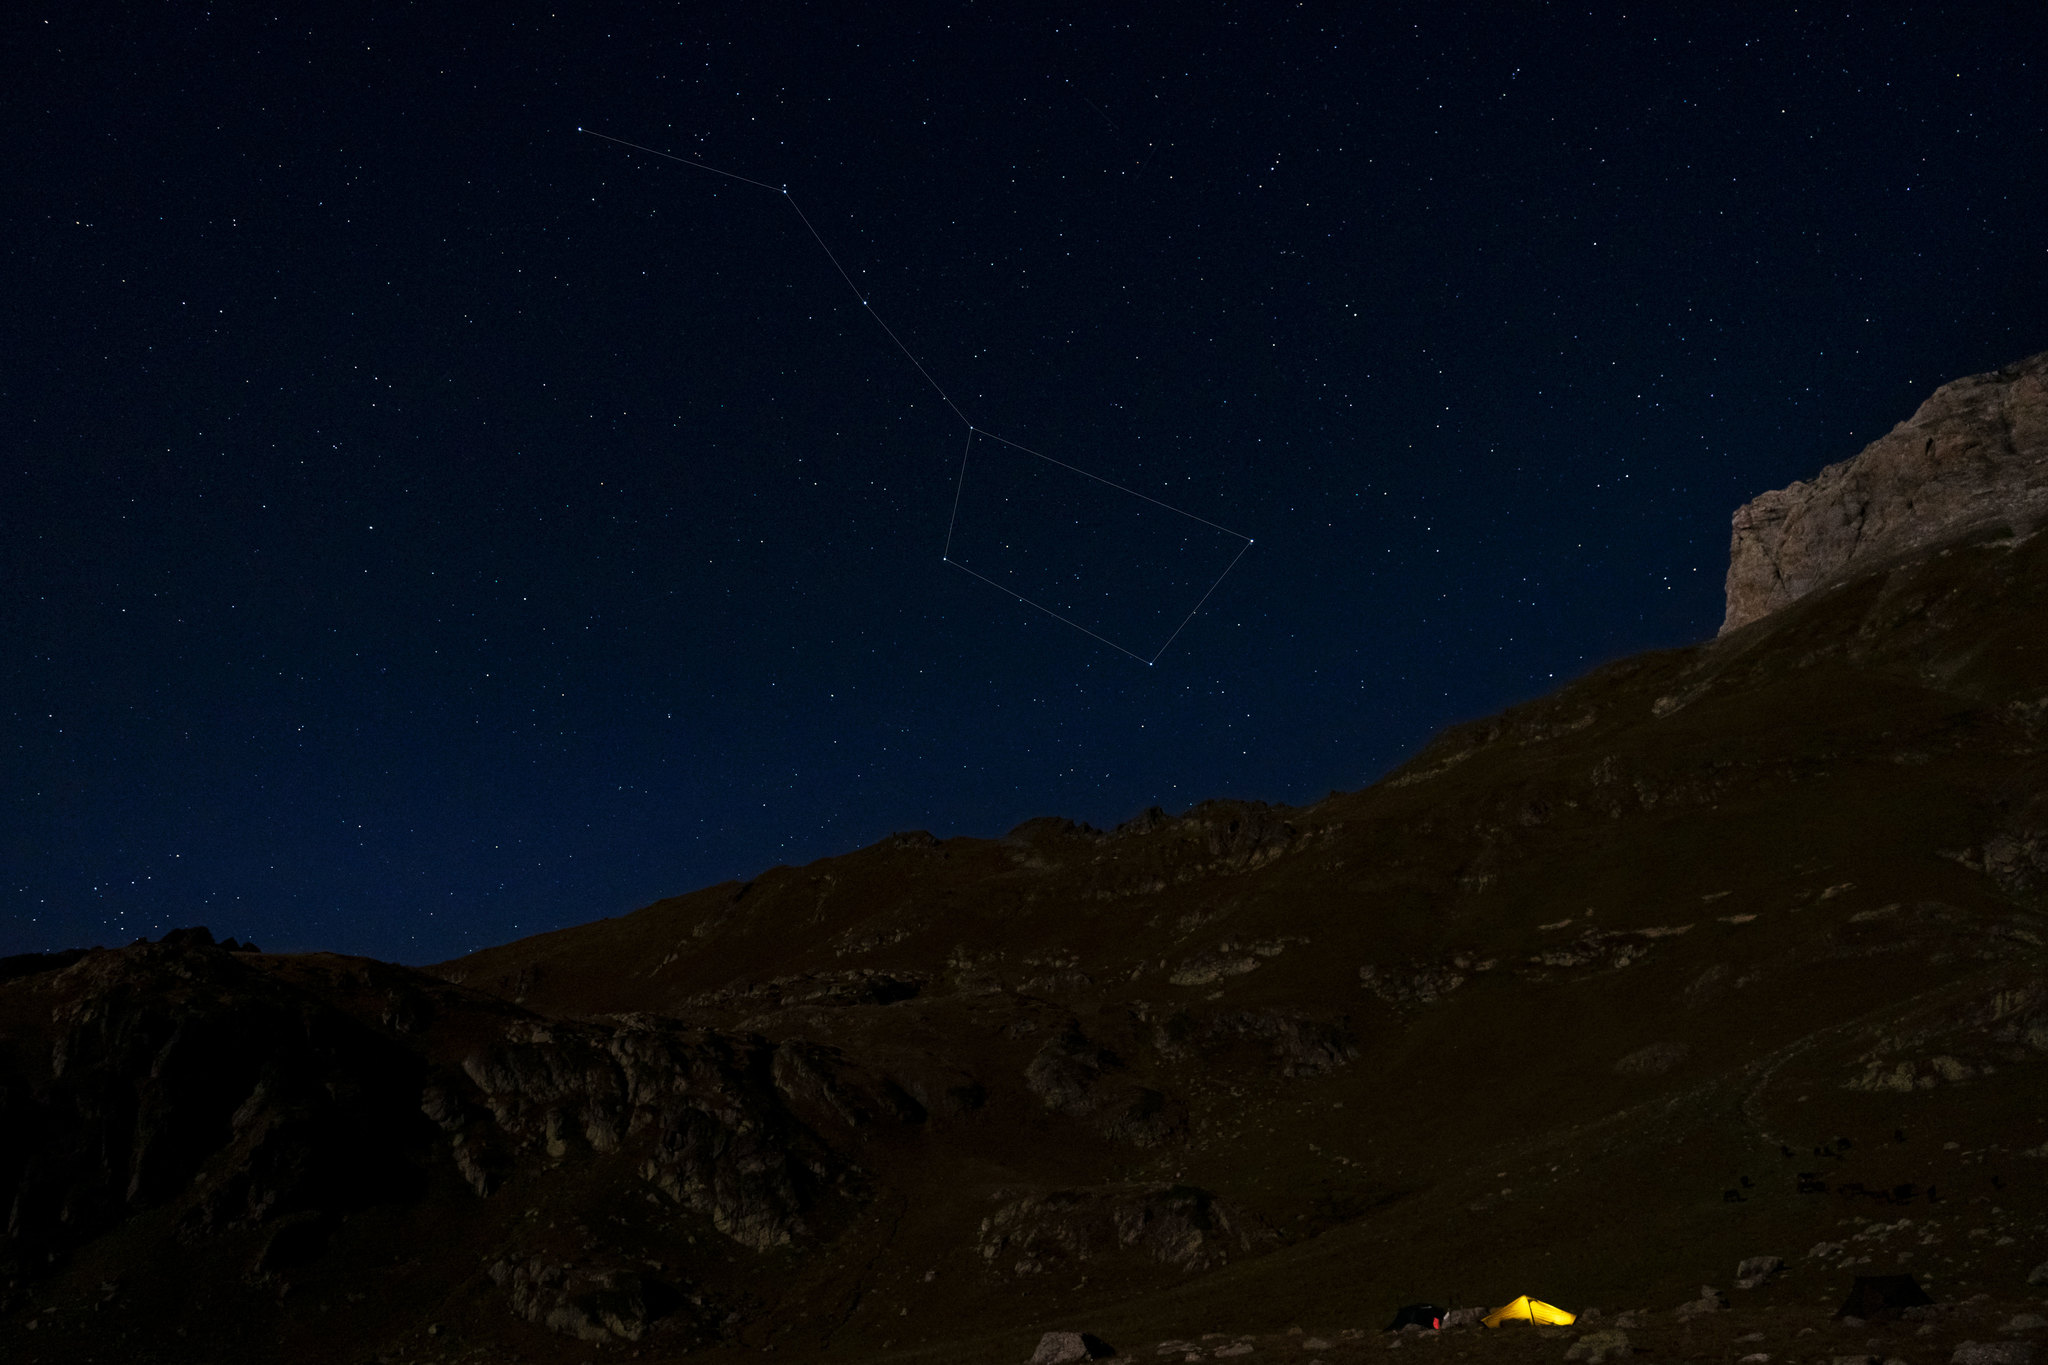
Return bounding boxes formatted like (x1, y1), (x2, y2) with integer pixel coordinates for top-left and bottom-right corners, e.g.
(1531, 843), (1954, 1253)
(1388, 1304), (1447, 1331)
(1835, 1274), (1932, 1321)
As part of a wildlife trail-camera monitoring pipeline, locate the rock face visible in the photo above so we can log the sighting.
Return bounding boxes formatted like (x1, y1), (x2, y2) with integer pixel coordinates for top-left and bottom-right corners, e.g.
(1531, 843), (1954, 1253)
(0, 936), (431, 1265)
(1721, 350), (2048, 633)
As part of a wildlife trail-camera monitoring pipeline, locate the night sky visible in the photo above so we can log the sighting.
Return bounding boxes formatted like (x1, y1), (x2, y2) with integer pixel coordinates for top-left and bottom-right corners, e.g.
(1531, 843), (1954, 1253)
(7, 5), (2046, 961)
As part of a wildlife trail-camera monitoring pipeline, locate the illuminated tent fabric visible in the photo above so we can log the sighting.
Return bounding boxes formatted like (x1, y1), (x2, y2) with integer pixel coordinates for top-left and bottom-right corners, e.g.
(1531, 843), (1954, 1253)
(1482, 1296), (1576, 1328)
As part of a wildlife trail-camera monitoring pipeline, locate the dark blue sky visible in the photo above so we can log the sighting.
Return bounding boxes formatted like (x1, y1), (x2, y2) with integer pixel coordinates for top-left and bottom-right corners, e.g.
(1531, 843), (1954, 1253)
(6, 4), (2045, 960)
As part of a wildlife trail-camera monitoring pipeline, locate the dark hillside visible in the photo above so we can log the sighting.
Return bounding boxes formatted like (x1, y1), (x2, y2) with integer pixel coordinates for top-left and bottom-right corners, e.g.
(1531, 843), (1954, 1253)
(3, 358), (2045, 1364)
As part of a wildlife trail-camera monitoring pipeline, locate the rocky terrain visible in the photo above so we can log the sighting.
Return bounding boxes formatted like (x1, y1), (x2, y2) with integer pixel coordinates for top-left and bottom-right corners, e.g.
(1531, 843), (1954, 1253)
(3, 353), (2046, 1364)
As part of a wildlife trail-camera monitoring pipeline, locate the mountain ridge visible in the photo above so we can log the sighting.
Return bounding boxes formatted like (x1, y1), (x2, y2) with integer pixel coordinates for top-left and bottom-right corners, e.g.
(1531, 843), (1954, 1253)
(4, 355), (2047, 1365)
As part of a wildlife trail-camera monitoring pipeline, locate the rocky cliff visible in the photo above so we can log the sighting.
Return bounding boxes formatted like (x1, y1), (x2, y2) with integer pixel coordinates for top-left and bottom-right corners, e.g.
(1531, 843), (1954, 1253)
(1722, 350), (2048, 633)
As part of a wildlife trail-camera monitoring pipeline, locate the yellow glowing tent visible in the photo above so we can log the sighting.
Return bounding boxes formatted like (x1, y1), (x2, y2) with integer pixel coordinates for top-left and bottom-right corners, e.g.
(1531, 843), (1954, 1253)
(1482, 1296), (1576, 1328)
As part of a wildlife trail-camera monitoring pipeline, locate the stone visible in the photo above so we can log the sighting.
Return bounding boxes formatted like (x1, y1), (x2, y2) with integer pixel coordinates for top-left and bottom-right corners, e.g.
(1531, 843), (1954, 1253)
(1441, 1308), (1488, 1329)
(1721, 350), (2048, 633)
(1566, 1329), (1632, 1363)
(2028, 1262), (2048, 1287)
(1952, 1344), (2035, 1365)
(1737, 1255), (1786, 1289)
(2010, 1317), (2048, 1333)
(1031, 1330), (1117, 1363)
(1675, 1286), (1729, 1317)
(1832, 1356), (1881, 1365)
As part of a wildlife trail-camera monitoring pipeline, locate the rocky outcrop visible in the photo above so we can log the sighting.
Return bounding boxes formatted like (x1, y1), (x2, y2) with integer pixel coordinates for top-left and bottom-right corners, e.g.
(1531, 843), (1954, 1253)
(1722, 350), (2048, 633)
(0, 936), (431, 1273)
(457, 1017), (847, 1249)
(1024, 1025), (1185, 1146)
(1151, 1008), (1358, 1078)
(978, 1183), (1254, 1277)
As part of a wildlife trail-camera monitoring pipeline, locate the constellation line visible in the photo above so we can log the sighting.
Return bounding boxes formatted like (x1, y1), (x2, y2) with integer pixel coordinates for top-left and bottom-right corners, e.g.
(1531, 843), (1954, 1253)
(976, 429), (1251, 541)
(581, 124), (1255, 663)
(943, 429), (975, 560)
(940, 560), (1154, 665)
(1148, 536), (1255, 664)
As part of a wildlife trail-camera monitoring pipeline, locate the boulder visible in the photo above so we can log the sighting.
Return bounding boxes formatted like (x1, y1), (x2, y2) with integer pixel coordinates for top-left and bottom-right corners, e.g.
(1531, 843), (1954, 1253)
(1029, 1329), (1116, 1363)
(1736, 1255), (1785, 1289)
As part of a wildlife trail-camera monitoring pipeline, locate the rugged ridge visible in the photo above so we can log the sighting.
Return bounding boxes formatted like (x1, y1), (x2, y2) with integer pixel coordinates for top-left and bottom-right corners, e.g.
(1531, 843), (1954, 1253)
(1722, 349), (2048, 633)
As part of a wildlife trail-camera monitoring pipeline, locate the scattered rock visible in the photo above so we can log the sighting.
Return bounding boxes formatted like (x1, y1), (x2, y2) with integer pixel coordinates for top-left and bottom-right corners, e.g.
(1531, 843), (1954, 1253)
(1170, 952), (1264, 988)
(1953, 1344), (2036, 1365)
(1029, 1330), (1117, 1363)
(1441, 1308), (1488, 1329)
(2010, 1317), (2048, 1333)
(1528, 928), (1677, 973)
(1566, 1329), (1632, 1363)
(2029, 1262), (2048, 1287)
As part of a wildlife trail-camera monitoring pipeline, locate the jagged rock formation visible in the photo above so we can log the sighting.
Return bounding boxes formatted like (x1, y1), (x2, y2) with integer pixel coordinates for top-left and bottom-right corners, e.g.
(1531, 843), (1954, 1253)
(1722, 350), (2048, 632)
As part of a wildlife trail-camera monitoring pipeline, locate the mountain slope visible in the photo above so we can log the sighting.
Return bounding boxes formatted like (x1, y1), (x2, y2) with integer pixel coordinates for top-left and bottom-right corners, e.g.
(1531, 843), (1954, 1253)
(3, 356), (2046, 1365)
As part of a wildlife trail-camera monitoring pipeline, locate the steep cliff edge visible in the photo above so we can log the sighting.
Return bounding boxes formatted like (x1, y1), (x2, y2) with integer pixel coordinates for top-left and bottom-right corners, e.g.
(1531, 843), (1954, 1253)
(1722, 349), (2048, 633)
